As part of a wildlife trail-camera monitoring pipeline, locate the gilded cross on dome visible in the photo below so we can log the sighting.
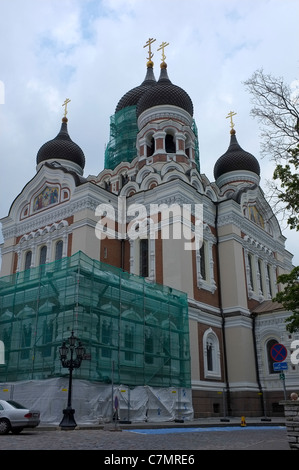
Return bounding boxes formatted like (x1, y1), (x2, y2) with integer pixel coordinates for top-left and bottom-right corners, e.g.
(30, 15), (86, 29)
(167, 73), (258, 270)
(157, 41), (169, 63)
(226, 111), (237, 130)
(143, 38), (156, 62)
(62, 98), (71, 118)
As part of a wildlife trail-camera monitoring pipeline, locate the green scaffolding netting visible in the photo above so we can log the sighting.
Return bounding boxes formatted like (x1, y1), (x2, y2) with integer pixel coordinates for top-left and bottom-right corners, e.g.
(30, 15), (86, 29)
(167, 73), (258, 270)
(0, 252), (191, 388)
(192, 119), (200, 173)
(104, 106), (138, 170)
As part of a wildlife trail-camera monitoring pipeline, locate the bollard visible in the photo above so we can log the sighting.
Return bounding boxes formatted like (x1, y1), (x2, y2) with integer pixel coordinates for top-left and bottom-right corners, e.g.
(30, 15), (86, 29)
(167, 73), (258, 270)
(240, 416), (246, 427)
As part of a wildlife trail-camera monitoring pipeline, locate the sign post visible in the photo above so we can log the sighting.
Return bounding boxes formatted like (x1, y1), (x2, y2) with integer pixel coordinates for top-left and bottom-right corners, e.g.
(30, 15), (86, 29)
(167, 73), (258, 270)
(271, 343), (288, 400)
(280, 373), (287, 400)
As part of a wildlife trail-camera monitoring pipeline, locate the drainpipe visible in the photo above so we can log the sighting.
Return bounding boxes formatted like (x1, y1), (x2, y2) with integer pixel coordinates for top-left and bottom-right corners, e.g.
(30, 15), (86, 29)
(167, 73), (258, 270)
(251, 312), (267, 417)
(121, 239), (125, 271)
(215, 202), (231, 415)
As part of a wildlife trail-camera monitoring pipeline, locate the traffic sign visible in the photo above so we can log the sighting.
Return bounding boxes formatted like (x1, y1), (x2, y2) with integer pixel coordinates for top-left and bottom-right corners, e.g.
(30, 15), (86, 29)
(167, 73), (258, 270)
(270, 343), (287, 362)
(273, 362), (288, 371)
(280, 373), (285, 381)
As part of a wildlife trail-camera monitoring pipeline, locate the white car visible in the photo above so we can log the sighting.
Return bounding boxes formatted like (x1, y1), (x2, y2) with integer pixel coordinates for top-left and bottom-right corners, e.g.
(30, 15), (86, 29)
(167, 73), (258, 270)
(0, 400), (40, 434)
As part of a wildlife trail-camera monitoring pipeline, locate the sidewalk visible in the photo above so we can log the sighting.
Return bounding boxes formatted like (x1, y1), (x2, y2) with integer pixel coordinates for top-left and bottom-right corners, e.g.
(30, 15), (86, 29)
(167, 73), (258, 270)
(37, 415), (286, 431)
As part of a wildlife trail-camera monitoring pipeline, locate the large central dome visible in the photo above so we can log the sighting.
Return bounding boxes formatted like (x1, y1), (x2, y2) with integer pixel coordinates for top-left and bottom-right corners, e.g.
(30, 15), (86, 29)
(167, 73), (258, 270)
(115, 61), (156, 113)
(136, 63), (193, 117)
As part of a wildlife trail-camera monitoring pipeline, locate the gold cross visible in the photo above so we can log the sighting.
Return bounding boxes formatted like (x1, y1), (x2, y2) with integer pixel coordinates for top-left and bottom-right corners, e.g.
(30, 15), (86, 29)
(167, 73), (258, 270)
(62, 98), (71, 117)
(143, 38), (156, 62)
(157, 41), (169, 62)
(226, 111), (237, 129)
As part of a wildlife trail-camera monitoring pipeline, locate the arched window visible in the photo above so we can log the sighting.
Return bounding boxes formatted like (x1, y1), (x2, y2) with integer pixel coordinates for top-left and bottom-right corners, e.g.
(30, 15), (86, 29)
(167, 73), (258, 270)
(101, 319), (112, 358)
(55, 240), (63, 261)
(267, 264), (273, 297)
(39, 246), (47, 265)
(203, 328), (221, 378)
(145, 327), (154, 364)
(165, 134), (175, 153)
(147, 136), (155, 157)
(200, 244), (206, 280)
(124, 325), (134, 361)
(207, 340), (213, 371)
(24, 251), (32, 271)
(258, 259), (264, 294)
(248, 254), (254, 289)
(21, 324), (32, 359)
(42, 320), (53, 357)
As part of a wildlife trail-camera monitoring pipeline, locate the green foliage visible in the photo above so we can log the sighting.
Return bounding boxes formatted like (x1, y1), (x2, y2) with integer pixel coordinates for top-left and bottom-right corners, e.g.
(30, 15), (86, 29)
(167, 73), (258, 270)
(273, 144), (299, 231)
(274, 266), (299, 332)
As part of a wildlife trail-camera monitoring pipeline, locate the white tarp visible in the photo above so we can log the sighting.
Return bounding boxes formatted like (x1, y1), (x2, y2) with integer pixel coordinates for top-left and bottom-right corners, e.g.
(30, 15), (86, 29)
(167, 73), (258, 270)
(0, 378), (193, 424)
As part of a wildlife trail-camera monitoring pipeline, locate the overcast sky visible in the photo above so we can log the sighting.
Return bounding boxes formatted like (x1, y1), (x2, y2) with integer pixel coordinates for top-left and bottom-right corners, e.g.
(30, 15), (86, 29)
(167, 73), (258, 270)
(0, 0), (298, 265)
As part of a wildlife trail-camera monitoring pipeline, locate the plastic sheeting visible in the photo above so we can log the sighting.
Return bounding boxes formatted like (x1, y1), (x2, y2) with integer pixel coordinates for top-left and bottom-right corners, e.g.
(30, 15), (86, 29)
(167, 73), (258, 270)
(0, 378), (193, 424)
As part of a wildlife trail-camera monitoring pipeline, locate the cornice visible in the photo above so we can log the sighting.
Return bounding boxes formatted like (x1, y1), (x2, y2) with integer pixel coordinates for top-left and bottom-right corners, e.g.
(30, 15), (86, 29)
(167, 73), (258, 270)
(2, 191), (106, 240)
(138, 105), (192, 130)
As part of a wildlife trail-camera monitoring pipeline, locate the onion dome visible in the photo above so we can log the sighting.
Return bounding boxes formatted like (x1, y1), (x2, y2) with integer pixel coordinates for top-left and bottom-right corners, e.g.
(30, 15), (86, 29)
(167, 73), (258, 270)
(36, 117), (85, 173)
(214, 129), (260, 181)
(136, 62), (194, 118)
(115, 61), (156, 113)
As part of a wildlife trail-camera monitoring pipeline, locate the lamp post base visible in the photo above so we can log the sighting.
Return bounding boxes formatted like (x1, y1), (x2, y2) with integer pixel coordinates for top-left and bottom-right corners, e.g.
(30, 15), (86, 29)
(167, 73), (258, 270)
(59, 407), (77, 430)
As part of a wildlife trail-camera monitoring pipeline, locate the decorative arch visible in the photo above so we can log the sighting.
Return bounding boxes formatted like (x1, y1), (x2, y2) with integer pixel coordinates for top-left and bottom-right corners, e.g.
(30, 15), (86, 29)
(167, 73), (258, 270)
(140, 174), (161, 191)
(205, 187), (218, 202)
(160, 161), (184, 177)
(120, 182), (139, 197)
(136, 166), (155, 184)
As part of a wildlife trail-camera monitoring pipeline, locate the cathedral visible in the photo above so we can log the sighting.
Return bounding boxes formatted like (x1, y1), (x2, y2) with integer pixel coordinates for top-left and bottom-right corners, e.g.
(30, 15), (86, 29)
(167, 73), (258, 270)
(0, 40), (297, 422)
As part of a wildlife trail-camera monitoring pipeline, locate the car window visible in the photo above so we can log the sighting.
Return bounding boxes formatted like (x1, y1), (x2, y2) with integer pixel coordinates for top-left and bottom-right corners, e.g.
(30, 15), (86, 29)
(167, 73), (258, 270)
(6, 400), (27, 409)
(0, 404), (3, 410)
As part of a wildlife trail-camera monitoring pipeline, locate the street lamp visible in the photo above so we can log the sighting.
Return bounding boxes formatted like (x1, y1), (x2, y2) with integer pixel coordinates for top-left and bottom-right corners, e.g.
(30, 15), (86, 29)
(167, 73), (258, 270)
(59, 331), (86, 430)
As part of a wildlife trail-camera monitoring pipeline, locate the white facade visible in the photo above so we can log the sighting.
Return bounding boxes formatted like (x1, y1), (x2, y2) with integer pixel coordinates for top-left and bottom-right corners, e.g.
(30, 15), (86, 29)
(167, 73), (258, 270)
(0, 59), (296, 418)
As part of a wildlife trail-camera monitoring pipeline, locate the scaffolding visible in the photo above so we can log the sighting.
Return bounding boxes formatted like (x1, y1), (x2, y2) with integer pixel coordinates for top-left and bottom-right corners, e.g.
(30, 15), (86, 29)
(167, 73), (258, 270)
(104, 106), (138, 170)
(192, 119), (200, 173)
(0, 251), (191, 389)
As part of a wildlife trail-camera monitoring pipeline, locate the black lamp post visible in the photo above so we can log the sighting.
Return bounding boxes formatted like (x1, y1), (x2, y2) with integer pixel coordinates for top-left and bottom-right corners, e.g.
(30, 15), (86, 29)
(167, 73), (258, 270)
(59, 331), (85, 430)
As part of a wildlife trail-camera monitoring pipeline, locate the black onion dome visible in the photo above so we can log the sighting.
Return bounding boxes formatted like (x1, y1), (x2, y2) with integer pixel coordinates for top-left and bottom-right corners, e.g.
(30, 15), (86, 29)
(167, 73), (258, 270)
(115, 62), (156, 113)
(136, 63), (194, 117)
(214, 130), (260, 180)
(36, 118), (85, 170)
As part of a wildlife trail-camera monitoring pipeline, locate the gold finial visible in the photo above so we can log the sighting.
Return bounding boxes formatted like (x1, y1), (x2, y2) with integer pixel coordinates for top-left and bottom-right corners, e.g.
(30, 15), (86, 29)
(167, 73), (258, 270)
(157, 41), (169, 64)
(143, 38), (156, 65)
(226, 111), (237, 132)
(62, 98), (71, 119)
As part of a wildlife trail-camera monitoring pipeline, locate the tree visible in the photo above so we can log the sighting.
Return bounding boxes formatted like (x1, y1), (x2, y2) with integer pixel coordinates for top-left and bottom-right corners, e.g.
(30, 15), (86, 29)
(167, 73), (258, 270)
(273, 143), (299, 231)
(244, 70), (299, 229)
(245, 69), (299, 330)
(244, 69), (299, 163)
(274, 266), (299, 333)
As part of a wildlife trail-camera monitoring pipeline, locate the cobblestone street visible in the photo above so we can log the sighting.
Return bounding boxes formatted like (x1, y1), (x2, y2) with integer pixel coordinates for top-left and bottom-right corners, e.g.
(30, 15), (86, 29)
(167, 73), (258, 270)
(0, 425), (290, 451)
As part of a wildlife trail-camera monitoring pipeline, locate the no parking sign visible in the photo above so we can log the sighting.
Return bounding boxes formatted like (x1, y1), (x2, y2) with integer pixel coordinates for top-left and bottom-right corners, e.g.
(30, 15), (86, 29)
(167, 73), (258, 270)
(270, 343), (287, 362)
